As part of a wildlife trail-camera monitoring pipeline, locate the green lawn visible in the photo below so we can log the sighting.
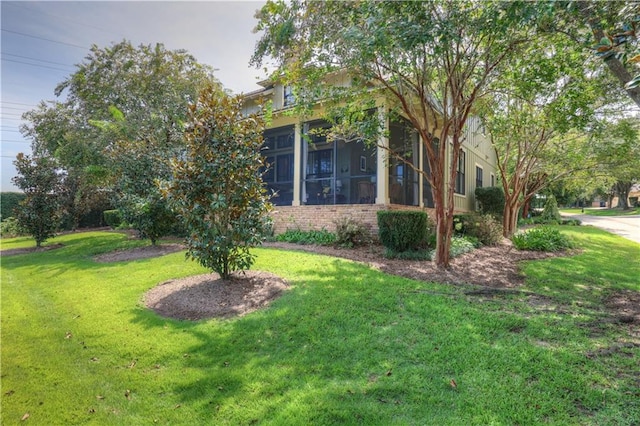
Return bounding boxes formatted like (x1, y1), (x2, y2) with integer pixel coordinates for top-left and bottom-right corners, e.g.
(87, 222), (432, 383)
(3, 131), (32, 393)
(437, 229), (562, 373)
(1, 229), (639, 425)
(561, 207), (640, 216)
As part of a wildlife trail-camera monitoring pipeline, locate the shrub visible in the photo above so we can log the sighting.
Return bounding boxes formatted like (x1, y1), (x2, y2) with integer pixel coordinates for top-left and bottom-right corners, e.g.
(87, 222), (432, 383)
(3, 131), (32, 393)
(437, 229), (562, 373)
(276, 228), (337, 245)
(119, 195), (176, 245)
(428, 236), (476, 260)
(377, 210), (430, 252)
(453, 213), (503, 246)
(0, 192), (26, 220)
(541, 195), (561, 223)
(334, 217), (371, 248)
(103, 210), (122, 229)
(561, 219), (581, 226)
(511, 226), (573, 252)
(0, 217), (25, 238)
(475, 186), (505, 217)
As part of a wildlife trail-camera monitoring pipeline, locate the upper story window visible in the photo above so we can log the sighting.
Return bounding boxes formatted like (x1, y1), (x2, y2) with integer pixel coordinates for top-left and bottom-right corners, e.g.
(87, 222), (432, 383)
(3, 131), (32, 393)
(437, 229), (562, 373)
(283, 85), (295, 107)
(455, 150), (466, 195)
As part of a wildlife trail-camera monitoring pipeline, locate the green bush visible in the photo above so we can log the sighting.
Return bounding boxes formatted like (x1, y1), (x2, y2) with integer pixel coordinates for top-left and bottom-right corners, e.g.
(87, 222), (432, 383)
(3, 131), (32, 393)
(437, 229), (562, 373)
(541, 195), (561, 223)
(377, 210), (431, 252)
(0, 192), (26, 220)
(427, 236), (476, 260)
(0, 217), (25, 238)
(511, 226), (573, 252)
(475, 186), (504, 217)
(276, 228), (337, 245)
(561, 219), (581, 226)
(453, 213), (503, 246)
(334, 216), (371, 248)
(103, 210), (122, 229)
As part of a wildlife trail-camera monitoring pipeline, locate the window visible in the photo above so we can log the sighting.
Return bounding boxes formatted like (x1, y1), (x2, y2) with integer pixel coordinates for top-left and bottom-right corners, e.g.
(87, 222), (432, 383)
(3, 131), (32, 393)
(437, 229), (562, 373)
(262, 126), (295, 205)
(476, 165), (483, 189)
(490, 173), (495, 187)
(455, 150), (466, 195)
(283, 85), (295, 107)
(307, 149), (333, 177)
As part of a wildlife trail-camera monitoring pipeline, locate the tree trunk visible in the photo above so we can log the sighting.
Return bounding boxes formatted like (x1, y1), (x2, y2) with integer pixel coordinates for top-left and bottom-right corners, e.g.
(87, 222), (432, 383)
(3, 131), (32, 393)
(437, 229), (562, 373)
(521, 196), (533, 219)
(502, 189), (521, 237)
(615, 181), (632, 209)
(502, 204), (520, 238)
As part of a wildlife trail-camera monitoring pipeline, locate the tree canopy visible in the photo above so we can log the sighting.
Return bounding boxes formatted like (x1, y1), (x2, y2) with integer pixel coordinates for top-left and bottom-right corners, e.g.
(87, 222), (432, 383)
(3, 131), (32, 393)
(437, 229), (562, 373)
(20, 40), (219, 241)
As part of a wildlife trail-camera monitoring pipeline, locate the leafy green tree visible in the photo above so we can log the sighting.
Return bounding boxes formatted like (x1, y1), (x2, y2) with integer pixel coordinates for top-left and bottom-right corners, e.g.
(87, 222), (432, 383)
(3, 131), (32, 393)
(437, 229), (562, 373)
(252, 0), (544, 267)
(163, 86), (273, 279)
(592, 118), (640, 209)
(479, 29), (606, 236)
(21, 41), (219, 240)
(11, 154), (63, 247)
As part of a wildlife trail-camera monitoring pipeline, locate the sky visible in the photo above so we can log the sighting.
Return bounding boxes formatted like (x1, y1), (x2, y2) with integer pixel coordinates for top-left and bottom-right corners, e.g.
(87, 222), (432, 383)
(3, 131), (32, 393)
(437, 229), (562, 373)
(1, 0), (268, 192)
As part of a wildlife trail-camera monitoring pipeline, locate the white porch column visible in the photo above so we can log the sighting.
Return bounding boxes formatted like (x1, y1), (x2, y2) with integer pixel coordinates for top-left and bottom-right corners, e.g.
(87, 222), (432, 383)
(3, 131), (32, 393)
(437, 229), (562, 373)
(375, 106), (388, 205)
(292, 122), (302, 206)
(418, 135), (424, 208)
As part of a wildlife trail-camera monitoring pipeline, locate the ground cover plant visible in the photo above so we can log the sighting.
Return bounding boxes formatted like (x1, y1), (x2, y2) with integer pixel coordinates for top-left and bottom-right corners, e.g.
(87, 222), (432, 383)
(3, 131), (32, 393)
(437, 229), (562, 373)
(1, 228), (638, 424)
(275, 228), (337, 245)
(511, 226), (575, 252)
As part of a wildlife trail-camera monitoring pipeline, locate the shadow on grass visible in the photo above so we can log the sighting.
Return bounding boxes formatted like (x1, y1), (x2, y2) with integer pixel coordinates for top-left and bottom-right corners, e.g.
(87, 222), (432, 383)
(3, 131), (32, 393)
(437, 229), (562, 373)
(128, 256), (630, 424)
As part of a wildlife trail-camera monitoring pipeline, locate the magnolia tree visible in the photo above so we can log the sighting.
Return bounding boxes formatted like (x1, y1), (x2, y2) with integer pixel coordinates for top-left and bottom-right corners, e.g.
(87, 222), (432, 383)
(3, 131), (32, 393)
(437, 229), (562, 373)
(163, 86), (272, 280)
(252, 0), (546, 267)
(12, 154), (63, 247)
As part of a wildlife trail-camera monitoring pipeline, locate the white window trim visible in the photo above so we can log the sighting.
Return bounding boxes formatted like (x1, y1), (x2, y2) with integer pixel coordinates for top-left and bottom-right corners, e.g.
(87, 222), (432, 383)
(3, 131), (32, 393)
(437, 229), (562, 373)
(475, 163), (484, 189)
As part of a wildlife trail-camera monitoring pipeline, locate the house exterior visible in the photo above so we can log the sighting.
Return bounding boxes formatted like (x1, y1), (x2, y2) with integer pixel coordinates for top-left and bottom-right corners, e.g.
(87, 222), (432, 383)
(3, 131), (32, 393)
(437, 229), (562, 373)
(243, 78), (498, 235)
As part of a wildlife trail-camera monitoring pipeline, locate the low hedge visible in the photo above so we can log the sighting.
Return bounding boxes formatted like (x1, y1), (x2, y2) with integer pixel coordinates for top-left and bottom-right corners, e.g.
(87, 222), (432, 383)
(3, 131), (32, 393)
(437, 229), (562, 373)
(103, 210), (122, 229)
(377, 210), (431, 252)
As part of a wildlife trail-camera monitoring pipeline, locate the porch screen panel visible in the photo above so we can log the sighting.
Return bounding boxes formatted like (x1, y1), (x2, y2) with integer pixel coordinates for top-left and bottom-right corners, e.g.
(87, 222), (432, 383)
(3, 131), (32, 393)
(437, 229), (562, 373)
(389, 118), (419, 206)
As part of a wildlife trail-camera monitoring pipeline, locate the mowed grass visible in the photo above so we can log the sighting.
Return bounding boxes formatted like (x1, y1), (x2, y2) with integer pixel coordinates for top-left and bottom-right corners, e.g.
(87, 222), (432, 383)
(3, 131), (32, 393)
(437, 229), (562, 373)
(561, 207), (640, 216)
(1, 229), (639, 425)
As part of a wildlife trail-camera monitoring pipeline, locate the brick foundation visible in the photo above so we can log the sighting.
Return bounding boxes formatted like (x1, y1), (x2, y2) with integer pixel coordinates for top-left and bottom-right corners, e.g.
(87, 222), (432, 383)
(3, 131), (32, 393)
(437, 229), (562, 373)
(270, 203), (436, 236)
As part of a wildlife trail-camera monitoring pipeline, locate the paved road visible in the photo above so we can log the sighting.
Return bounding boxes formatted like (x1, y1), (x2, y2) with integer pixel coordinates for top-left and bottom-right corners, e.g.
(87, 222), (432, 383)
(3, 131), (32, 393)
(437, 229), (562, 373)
(562, 213), (640, 245)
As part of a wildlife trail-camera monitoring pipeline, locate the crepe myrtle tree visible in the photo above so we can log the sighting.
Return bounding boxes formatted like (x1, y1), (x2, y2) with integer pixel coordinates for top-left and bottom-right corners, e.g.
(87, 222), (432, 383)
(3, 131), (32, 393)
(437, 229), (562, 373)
(12, 153), (63, 247)
(163, 86), (273, 280)
(251, 0), (545, 267)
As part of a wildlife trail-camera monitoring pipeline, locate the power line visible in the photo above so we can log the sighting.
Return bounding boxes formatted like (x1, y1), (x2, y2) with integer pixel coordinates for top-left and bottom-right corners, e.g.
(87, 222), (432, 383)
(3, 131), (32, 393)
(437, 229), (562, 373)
(2, 58), (73, 73)
(1, 101), (37, 107)
(2, 53), (75, 69)
(2, 140), (31, 144)
(1, 29), (88, 50)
